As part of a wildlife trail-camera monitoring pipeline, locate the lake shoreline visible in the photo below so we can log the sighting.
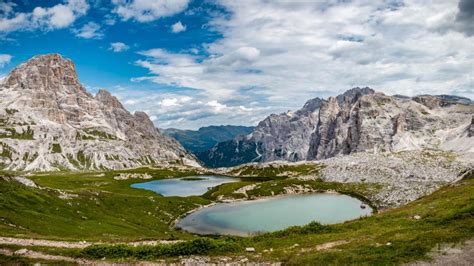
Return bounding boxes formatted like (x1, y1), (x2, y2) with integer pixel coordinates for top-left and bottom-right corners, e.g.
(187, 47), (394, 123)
(173, 190), (373, 236)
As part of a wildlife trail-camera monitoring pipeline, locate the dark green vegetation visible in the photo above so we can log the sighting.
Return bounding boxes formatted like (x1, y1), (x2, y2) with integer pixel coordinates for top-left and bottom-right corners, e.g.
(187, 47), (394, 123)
(0, 166), (472, 264)
(0, 108), (35, 140)
(198, 137), (261, 168)
(163, 125), (254, 154)
(0, 126), (34, 140)
(181, 177), (207, 181)
(5, 109), (18, 115)
(75, 129), (118, 141)
(83, 129), (117, 140)
(51, 143), (62, 153)
(0, 143), (15, 161)
(81, 238), (239, 260)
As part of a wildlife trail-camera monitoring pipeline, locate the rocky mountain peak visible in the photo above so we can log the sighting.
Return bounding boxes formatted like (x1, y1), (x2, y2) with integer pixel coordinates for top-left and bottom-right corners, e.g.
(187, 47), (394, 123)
(5, 54), (86, 95)
(297, 97), (324, 115)
(95, 89), (125, 109)
(202, 87), (473, 167)
(336, 86), (374, 106)
(134, 111), (159, 134)
(412, 95), (443, 109)
(0, 54), (198, 171)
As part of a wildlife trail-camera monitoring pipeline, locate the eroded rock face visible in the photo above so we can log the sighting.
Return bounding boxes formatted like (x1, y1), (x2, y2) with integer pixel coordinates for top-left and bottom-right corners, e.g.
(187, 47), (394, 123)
(308, 90), (473, 159)
(203, 87), (473, 167)
(199, 97), (323, 167)
(251, 97), (323, 162)
(0, 54), (198, 171)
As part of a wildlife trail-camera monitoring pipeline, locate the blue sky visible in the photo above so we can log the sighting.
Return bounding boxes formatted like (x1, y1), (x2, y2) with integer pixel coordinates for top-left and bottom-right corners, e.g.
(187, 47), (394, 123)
(0, 0), (473, 129)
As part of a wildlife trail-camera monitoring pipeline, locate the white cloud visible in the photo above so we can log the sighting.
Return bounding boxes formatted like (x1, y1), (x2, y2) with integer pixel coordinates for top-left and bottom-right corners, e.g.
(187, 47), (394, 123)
(104, 14), (117, 26)
(74, 22), (103, 39)
(160, 98), (179, 107)
(171, 21), (186, 33)
(133, 0), (474, 120)
(0, 2), (16, 15)
(0, 0), (88, 34)
(0, 12), (26, 32)
(110, 88), (268, 129)
(109, 42), (130, 52)
(112, 0), (189, 22)
(0, 54), (12, 68)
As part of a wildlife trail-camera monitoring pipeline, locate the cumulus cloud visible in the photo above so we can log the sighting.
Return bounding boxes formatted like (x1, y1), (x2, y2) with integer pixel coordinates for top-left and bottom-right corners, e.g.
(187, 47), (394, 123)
(0, 0), (89, 34)
(109, 42), (130, 52)
(133, 0), (473, 118)
(111, 88), (270, 129)
(74, 22), (103, 39)
(171, 21), (186, 33)
(112, 0), (189, 22)
(0, 54), (12, 68)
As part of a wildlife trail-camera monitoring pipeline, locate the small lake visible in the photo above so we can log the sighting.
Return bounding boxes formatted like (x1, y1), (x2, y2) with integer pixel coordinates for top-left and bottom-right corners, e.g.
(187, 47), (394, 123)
(177, 193), (372, 236)
(130, 175), (238, 197)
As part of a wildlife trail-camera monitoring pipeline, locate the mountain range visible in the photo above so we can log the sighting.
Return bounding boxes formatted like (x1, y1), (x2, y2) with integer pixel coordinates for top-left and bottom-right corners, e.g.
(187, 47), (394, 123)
(0, 54), (198, 171)
(199, 88), (473, 167)
(162, 125), (254, 154)
(1, 54), (472, 171)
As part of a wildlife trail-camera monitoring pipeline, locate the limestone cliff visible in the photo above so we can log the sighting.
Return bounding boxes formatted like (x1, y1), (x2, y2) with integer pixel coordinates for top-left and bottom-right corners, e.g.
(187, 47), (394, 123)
(0, 54), (199, 171)
(203, 87), (473, 167)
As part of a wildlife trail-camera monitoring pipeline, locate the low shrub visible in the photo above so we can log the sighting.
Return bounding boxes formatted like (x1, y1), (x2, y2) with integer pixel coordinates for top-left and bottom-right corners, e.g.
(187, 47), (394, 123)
(80, 238), (240, 259)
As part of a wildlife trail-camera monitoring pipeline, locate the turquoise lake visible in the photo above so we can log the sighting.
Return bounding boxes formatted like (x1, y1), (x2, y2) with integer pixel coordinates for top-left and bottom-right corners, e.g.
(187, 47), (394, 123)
(130, 175), (238, 196)
(177, 193), (372, 236)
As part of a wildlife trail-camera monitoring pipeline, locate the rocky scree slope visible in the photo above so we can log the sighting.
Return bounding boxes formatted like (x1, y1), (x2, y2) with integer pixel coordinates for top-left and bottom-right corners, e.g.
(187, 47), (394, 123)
(0, 54), (198, 171)
(202, 87), (473, 167)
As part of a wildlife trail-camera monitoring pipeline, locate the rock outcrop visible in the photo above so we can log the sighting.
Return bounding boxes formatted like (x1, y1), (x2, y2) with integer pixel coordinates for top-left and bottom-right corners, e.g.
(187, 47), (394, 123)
(308, 91), (473, 159)
(203, 87), (473, 167)
(0, 54), (198, 171)
(199, 97), (323, 167)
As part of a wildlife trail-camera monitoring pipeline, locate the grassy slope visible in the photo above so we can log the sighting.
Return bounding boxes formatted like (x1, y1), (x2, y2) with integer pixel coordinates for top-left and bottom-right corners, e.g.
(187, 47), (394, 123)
(0, 168), (209, 241)
(226, 163), (324, 178)
(204, 179), (381, 209)
(0, 165), (472, 264)
(76, 175), (474, 264)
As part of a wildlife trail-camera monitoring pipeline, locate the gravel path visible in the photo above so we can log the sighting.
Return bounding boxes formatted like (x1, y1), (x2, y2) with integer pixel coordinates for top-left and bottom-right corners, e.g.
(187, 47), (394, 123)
(0, 236), (181, 248)
(0, 248), (90, 264)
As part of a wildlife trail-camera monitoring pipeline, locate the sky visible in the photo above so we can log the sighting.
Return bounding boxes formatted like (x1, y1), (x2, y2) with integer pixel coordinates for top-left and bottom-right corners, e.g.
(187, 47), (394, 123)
(0, 0), (473, 130)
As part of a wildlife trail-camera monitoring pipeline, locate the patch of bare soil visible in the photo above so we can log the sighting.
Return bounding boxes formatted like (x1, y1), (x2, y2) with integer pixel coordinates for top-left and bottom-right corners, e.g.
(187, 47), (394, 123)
(408, 239), (474, 266)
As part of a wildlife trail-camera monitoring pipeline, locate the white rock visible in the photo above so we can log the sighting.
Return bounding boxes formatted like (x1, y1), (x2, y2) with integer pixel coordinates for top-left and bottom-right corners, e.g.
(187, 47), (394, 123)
(14, 248), (29, 255)
(245, 247), (256, 252)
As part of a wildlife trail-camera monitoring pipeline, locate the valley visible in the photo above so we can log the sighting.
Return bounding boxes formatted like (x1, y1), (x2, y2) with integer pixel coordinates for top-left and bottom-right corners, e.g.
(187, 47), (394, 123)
(0, 54), (472, 264)
(0, 166), (472, 264)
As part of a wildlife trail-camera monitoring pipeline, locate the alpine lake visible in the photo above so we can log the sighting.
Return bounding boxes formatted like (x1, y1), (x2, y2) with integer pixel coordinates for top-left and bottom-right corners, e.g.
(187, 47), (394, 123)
(131, 175), (372, 236)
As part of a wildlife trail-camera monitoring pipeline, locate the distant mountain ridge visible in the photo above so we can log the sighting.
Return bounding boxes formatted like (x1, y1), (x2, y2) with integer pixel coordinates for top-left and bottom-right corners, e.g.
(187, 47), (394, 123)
(162, 125), (254, 154)
(0, 54), (198, 171)
(200, 87), (473, 168)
